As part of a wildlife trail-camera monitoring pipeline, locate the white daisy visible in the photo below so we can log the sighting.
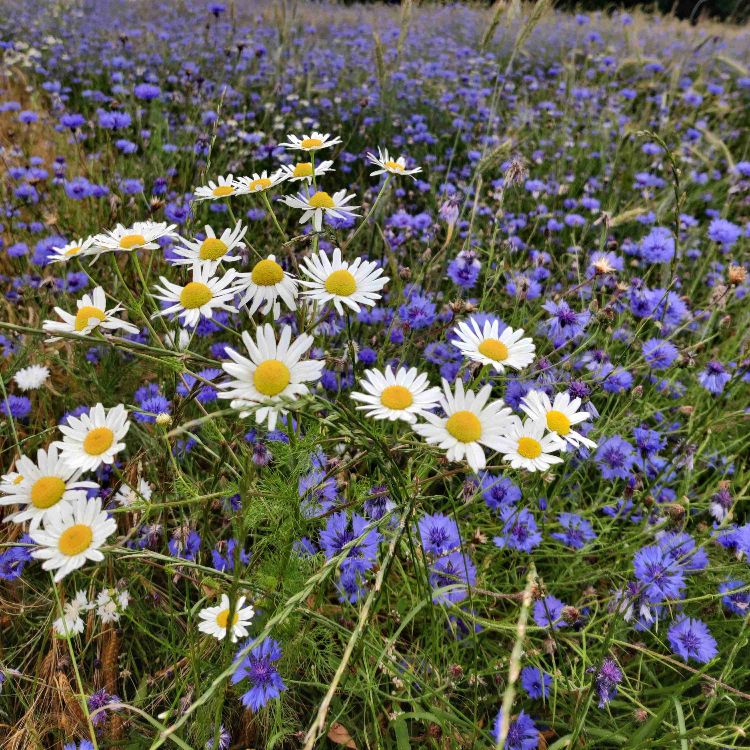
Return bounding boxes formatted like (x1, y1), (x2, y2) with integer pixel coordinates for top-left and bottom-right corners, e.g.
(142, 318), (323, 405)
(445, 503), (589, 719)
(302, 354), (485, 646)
(55, 403), (131, 473)
(53, 589), (92, 637)
(197, 593), (255, 642)
(30, 495), (117, 582)
(114, 476), (153, 507)
(451, 319), (536, 373)
(42, 286), (140, 341)
(13, 364), (50, 391)
(47, 236), (97, 264)
(351, 366), (441, 423)
(234, 169), (287, 195)
(279, 131), (342, 152)
(169, 221), (247, 273)
(280, 159), (335, 183)
(236, 254), (298, 319)
(0, 444), (98, 527)
(152, 265), (240, 328)
(194, 174), (240, 201)
(493, 417), (566, 472)
(366, 147), (422, 180)
(519, 390), (597, 449)
(92, 220), (176, 256)
(299, 247), (388, 315)
(412, 379), (514, 473)
(218, 324), (323, 430)
(281, 188), (359, 232)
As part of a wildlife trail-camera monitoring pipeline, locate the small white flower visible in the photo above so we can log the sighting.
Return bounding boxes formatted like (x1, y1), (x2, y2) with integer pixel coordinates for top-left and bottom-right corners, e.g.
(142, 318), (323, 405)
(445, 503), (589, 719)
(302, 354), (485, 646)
(236, 254), (298, 320)
(197, 593), (255, 642)
(351, 366), (441, 423)
(278, 131), (342, 152)
(519, 390), (596, 449)
(47, 236), (97, 264)
(451, 318), (536, 373)
(170, 221), (247, 274)
(30, 495), (117, 582)
(13, 364), (50, 391)
(366, 147), (422, 179)
(53, 589), (92, 637)
(193, 174), (240, 201)
(163, 328), (192, 351)
(96, 587), (130, 623)
(114, 477), (153, 507)
(91, 221), (176, 258)
(493, 417), (566, 472)
(282, 188), (359, 232)
(280, 159), (334, 183)
(234, 169), (287, 194)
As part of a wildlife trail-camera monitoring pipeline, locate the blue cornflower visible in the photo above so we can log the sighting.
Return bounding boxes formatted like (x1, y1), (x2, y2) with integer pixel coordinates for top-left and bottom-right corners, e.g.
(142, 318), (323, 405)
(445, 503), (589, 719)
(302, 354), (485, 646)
(447, 249), (481, 289)
(429, 551), (476, 605)
(632, 544), (685, 602)
(542, 300), (590, 345)
(134, 83), (161, 100)
(494, 506), (541, 553)
(633, 427), (665, 461)
(478, 473), (521, 512)
(719, 580), (749, 616)
(168, 529), (201, 561)
(63, 742), (94, 750)
(639, 227), (674, 264)
(710, 484), (733, 522)
(211, 539), (251, 572)
(0, 535), (33, 580)
(707, 218), (741, 248)
(320, 513), (382, 575)
(176, 368), (222, 403)
(418, 513), (461, 556)
(493, 709), (538, 750)
(520, 666), (552, 699)
(594, 657), (622, 707)
(595, 436), (636, 480)
(231, 638), (286, 711)
(88, 689), (119, 726)
(398, 291), (437, 329)
(298, 467), (338, 517)
(655, 531), (707, 572)
(533, 595), (567, 629)
(642, 338), (679, 370)
(3, 395), (31, 420)
(205, 725), (231, 749)
(667, 617), (718, 664)
(551, 513), (596, 549)
(698, 361), (731, 394)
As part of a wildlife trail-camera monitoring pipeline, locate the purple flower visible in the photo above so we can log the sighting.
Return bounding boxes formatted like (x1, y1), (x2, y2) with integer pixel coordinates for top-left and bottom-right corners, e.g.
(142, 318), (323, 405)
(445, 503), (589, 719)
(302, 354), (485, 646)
(479, 474), (521, 512)
(2, 395), (31, 420)
(418, 513), (461, 556)
(708, 218), (741, 248)
(134, 83), (161, 100)
(542, 300), (590, 345)
(551, 513), (596, 549)
(320, 513), (381, 575)
(595, 436), (636, 480)
(231, 638), (286, 711)
(492, 709), (538, 750)
(642, 338), (679, 370)
(87, 689), (119, 726)
(639, 227), (674, 264)
(0, 535), (33, 580)
(520, 666), (552, 699)
(719, 579), (749, 616)
(533, 595), (567, 629)
(493, 506), (541, 553)
(594, 657), (622, 707)
(667, 617), (718, 663)
(698, 361), (731, 394)
(633, 544), (685, 602)
(429, 551), (476, 605)
(398, 291), (437, 329)
(447, 249), (481, 289)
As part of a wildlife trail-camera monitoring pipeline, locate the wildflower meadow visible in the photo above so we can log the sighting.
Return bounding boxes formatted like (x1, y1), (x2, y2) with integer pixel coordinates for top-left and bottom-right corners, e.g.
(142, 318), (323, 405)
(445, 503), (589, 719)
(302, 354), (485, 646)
(1, 0), (749, 748)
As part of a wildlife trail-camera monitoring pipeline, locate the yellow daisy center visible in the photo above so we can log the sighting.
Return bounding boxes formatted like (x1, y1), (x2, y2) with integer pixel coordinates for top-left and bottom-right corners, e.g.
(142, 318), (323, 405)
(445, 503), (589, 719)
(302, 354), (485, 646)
(546, 410), (571, 435)
(212, 185), (234, 197)
(31, 476), (67, 509)
(478, 339), (509, 362)
(83, 426), (115, 456)
(119, 233), (146, 249)
(247, 177), (272, 191)
(308, 191), (335, 209)
(300, 137), (323, 149)
(445, 410), (482, 443)
(325, 269), (356, 296)
(384, 160), (404, 172)
(251, 258), (284, 286)
(517, 436), (542, 459)
(293, 162), (314, 177)
(180, 282), (213, 309)
(198, 238), (228, 261)
(65, 245), (82, 256)
(74, 305), (106, 332)
(13, 475), (24, 485)
(58, 524), (93, 556)
(216, 608), (239, 628)
(253, 359), (291, 397)
(380, 385), (413, 410)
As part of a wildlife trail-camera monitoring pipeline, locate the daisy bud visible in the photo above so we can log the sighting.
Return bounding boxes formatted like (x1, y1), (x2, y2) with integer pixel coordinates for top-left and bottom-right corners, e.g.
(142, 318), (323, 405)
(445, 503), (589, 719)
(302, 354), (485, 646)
(156, 412), (172, 427)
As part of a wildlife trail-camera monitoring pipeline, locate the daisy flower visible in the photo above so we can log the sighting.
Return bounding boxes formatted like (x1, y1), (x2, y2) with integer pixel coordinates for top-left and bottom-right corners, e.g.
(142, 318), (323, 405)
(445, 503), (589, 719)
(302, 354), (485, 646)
(169, 221), (247, 273)
(351, 366), (441, 423)
(234, 170), (287, 195)
(279, 131), (342, 152)
(30, 495), (117, 582)
(281, 189), (359, 232)
(197, 593), (255, 642)
(280, 159), (334, 183)
(55, 403), (131, 473)
(53, 589), (92, 637)
(152, 265), (240, 328)
(0, 445), (98, 527)
(13, 364), (50, 391)
(299, 247), (389, 315)
(218, 324), (323, 430)
(96, 587), (130, 623)
(520, 390), (597, 449)
(237, 254), (298, 319)
(43, 286), (139, 341)
(494, 417), (566, 472)
(452, 318), (536, 373)
(114, 476), (153, 507)
(367, 147), (422, 179)
(412, 379), (514, 472)
(92, 221), (176, 257)
(47, 236), (97, 264)
(194, 174), (240, 201)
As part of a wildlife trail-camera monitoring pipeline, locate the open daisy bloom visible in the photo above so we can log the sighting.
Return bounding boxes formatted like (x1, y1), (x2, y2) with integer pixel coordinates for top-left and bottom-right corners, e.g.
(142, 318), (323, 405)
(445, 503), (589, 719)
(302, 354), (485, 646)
(413, 379), (514, 473)
(197, 593), (255, 642)
(237, 254), (298, 319)
(279, 131), (342, 152)
(280, 159), (334, 183)
(30, 495), (117, 582)
(218, 324), (323, 430)
(152, 265), (240, 328)
(55, 403), (131, 473)
(452, 318), (536, 373)
(92, 220), (176, 257)
(193, 174), (240, 201)
(43, 286), (139, 341)
(13, 364), (50, 391)
(0, 445), (98, 527)
(170, 220), (247, 273)
(282, 188), (359, 232)
(299, 247), (389, 315)
(367, 147), (422, 180)
(351, 366), (441, 423)
(234, 170), (287, 195)
(520, 390), (597, 449)
(47, 236), (97, 264)
(494, 417), (566, 472)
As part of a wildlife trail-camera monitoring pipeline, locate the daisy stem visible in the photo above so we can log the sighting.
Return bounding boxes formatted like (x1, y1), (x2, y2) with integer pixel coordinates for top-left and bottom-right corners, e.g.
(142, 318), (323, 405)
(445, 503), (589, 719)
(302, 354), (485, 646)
(261, 191), (287, 241)
(50, 577), (100, 750)
(344, 173), (391, 250)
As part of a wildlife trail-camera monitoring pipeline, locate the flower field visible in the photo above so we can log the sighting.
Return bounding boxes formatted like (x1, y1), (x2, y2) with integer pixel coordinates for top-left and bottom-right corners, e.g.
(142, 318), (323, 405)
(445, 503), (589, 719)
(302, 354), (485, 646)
(1, 0), (749, 748)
